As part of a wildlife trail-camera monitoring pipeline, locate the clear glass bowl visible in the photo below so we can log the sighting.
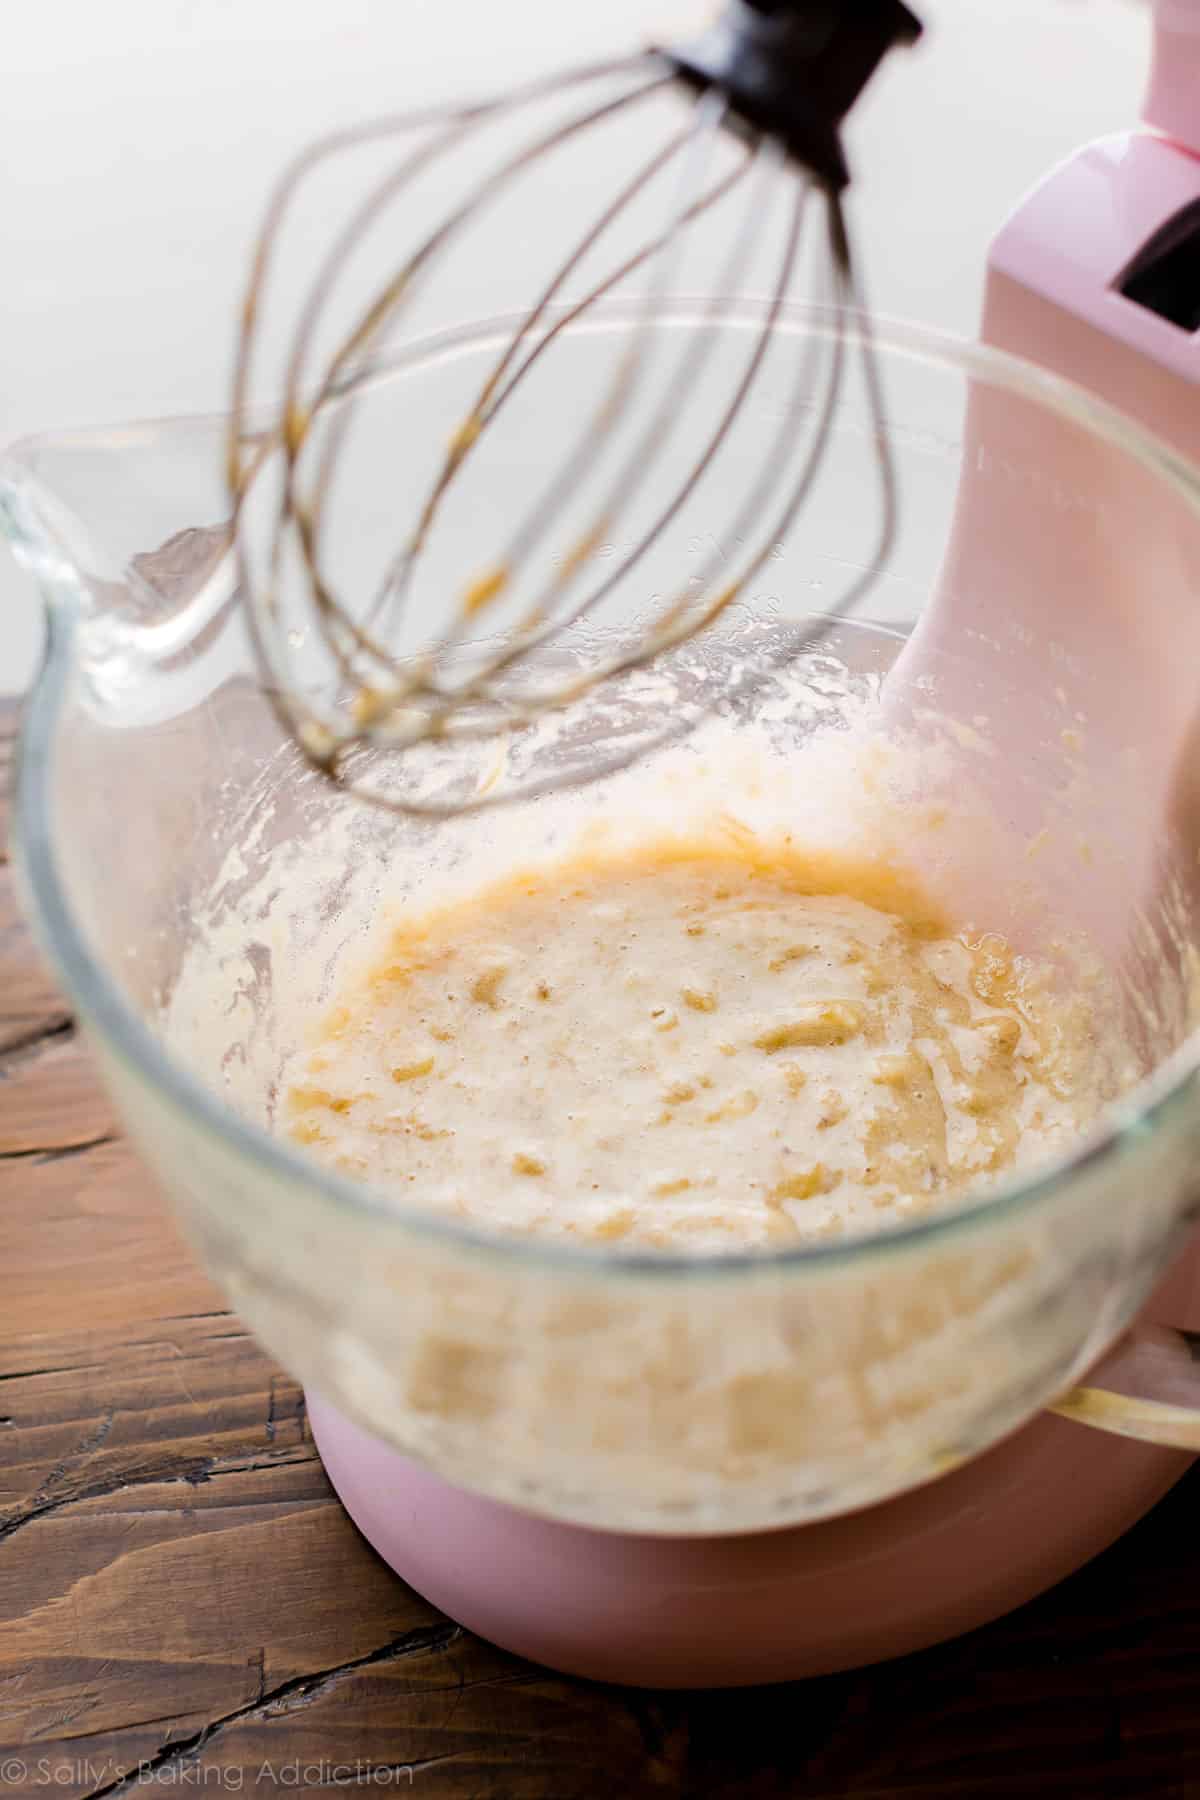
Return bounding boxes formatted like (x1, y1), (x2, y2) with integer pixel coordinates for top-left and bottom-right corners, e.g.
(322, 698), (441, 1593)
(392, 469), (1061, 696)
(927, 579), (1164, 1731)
(6, 301), (1200, 1535)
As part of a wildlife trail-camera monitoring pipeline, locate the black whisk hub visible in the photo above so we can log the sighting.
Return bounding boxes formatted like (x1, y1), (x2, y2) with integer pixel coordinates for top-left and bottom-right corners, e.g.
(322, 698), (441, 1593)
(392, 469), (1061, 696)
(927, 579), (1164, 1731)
(664, 0), (922, 191)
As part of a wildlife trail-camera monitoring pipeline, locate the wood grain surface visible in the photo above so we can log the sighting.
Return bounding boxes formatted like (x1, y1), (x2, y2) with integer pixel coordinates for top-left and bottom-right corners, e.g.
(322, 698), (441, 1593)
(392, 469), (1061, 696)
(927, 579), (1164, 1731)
(2, 698), (1199, 1800)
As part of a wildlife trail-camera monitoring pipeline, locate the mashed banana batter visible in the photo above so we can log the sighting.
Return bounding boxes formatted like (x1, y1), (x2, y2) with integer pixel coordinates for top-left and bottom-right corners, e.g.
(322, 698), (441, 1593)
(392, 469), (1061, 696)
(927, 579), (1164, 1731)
(284, 838), (1105, 1251)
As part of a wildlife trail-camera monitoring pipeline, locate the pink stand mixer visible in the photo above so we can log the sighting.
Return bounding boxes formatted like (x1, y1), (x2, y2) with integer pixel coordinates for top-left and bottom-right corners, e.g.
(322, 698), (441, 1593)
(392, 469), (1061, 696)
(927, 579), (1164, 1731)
(302, 0), (1200, 1684)
(7, 0), (1200, 1691)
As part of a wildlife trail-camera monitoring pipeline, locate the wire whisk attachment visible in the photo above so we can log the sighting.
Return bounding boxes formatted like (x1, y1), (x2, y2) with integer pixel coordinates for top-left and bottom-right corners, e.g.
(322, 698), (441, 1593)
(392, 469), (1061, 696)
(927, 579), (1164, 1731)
(229, 1), (921, 814)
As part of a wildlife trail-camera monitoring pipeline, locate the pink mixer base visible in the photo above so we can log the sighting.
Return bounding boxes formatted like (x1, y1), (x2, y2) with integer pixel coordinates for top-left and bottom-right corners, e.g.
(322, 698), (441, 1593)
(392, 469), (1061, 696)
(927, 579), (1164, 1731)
(306, 1389), (1192, 1688)
(305, 1242), (1200, 1687)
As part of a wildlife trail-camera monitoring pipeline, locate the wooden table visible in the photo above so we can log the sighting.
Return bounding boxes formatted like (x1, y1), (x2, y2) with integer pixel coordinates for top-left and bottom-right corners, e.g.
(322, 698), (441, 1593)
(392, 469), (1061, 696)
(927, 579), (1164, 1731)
(3, 701), (1200, 1800)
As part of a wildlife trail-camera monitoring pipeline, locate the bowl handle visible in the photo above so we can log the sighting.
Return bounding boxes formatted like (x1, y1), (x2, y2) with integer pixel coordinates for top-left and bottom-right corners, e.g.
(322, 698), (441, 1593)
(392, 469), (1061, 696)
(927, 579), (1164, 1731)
(1051, 1323), (1200, 1452)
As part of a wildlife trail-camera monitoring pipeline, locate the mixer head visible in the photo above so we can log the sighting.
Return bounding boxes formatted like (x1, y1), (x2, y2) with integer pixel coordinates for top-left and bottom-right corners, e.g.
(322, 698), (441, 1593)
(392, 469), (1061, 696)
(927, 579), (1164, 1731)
(228, 1), (922, 815)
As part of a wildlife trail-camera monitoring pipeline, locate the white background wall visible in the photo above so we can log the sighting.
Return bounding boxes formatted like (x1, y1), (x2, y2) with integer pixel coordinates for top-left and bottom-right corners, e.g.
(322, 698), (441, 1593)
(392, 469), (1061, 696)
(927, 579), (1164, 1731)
(1, 0), (1147, 691)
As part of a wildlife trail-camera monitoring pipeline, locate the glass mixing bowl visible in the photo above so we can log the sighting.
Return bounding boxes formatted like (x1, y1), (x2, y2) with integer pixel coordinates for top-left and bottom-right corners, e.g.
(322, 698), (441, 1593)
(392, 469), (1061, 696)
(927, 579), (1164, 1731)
(6, 302), (1200, 1536)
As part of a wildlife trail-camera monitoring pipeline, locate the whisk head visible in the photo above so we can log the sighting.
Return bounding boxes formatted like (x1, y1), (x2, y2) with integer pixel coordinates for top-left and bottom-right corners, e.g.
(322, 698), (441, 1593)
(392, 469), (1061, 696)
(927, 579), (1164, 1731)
(228, 1), (921, 815)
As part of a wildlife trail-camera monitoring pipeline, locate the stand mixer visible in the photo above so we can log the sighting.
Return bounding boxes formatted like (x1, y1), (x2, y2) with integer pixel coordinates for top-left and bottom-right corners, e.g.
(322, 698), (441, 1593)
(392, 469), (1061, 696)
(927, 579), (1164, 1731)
(6, 0), (1200, 1688)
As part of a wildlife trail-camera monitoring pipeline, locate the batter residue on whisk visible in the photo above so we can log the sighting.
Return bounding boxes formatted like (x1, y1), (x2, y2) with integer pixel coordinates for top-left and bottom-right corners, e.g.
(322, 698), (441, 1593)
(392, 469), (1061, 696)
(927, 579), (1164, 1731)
(284, 839), (1104, 1250)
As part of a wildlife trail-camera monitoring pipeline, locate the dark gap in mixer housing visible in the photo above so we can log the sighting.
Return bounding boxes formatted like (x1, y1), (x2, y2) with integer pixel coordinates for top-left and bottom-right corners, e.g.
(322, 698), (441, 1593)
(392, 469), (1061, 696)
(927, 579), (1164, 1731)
(1116, 198), (1200, 333)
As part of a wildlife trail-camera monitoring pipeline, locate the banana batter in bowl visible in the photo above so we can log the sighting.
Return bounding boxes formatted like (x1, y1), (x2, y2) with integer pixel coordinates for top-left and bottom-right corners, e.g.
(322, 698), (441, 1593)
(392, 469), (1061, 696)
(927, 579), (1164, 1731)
(284, 837), (1112, 1253)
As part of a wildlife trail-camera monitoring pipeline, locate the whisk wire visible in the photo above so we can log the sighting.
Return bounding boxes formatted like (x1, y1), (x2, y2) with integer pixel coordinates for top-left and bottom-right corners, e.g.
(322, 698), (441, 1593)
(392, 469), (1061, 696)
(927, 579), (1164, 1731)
(281, 74), (677, 694)
(441, 88), (735, 655)
(566, 180), (839, 691)
(364, 119), (704, 645)
(460, 140), (801, 711)
(367, 136), (759, 663)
